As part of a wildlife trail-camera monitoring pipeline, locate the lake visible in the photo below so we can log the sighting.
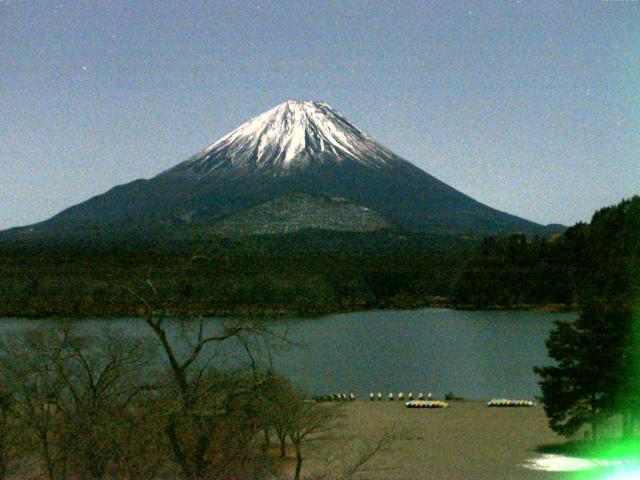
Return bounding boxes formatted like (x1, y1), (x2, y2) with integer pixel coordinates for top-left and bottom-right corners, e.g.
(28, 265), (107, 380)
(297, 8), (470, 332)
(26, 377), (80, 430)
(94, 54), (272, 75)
(0, 308), (576, 400)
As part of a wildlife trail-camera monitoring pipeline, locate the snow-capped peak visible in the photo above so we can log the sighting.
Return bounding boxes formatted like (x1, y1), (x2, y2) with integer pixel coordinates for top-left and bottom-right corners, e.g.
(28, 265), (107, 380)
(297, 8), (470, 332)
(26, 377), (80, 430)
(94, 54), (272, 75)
(164, 100), (402, 176)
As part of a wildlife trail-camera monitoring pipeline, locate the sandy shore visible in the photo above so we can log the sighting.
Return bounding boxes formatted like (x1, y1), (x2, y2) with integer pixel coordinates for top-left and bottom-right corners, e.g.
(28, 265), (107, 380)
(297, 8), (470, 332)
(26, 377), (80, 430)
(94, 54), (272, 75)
(298, 400), (574, 480)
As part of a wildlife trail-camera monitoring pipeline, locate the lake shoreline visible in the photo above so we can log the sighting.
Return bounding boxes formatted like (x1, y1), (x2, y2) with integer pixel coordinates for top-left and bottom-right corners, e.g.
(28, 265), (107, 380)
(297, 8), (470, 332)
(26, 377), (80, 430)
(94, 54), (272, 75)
(0, 300), (575, 321)
(1, 308), (574, 401)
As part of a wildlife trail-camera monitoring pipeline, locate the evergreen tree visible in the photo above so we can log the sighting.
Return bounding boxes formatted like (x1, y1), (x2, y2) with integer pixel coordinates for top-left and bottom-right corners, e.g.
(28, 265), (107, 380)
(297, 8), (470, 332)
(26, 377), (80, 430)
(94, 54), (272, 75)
(535, 197), (640, 438)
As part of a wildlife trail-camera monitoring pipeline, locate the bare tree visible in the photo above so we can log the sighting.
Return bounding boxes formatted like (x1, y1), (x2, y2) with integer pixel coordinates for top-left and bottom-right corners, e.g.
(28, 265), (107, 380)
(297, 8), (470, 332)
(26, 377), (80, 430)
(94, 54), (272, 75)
(144, 318), (282, 478)
(121, 273), (290, 479)
(264, 384), (400, 480)
(0, 267), (397, 480)
(0, 387), (19, 480)
(111, 398), (169, 480)
(286, 396), (343, 480)
(109, 268), (395, 480)
(0, 325), (155, 480)
(323, 424), (403, 480)
(50, 327), (155, 479)
(259, 372), (297, 459)
(1, 328), (69, 480)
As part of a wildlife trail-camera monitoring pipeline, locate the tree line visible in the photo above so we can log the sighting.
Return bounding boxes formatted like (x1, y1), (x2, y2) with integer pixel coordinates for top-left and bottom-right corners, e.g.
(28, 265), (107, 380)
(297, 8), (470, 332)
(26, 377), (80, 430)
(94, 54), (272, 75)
(0, 233), (468, 318)
(451, 227), (589, 309)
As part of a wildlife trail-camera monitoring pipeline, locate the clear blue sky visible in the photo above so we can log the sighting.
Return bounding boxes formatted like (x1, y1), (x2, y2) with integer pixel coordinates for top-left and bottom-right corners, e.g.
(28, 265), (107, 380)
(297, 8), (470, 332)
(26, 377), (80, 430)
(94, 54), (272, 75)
(1, 0), (638, 229)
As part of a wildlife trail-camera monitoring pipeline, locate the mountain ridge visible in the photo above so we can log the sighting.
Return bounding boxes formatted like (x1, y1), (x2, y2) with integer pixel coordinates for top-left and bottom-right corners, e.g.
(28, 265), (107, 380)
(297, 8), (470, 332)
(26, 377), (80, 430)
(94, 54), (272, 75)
(2, 100), (557, 240)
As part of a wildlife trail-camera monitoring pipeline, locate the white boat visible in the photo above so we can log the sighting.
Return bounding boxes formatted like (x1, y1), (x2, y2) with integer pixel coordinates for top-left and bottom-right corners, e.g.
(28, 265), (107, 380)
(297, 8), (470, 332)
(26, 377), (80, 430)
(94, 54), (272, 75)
(405, 400), (449, 409)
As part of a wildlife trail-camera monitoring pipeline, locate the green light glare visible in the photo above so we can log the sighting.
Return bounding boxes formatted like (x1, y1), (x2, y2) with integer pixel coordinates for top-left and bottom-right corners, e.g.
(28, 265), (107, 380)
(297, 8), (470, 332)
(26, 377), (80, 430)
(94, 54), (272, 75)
(605, 469), (640, 480)
(566, 294), (640, 480)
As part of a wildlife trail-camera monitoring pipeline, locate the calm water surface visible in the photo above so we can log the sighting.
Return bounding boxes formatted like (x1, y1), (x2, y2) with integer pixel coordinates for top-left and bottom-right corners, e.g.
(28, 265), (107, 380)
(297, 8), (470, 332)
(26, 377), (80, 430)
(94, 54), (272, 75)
(0, 308), (576, 400)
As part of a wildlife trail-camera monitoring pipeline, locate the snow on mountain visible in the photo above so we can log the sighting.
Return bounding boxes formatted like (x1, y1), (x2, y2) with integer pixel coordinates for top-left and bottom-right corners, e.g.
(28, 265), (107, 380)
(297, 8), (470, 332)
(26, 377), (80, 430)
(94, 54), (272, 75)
(4, 99), (550, 239)
(163, 100), (403, 176)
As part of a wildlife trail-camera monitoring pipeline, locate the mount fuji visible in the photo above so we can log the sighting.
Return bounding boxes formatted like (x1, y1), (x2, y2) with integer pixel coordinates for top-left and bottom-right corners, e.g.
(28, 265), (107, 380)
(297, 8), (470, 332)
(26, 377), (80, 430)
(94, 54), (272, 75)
(6, 100), (553, 239)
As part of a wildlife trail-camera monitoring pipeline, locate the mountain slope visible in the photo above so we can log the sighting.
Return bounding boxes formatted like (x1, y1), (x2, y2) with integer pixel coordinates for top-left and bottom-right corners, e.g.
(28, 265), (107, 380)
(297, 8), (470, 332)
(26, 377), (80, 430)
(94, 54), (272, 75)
(5, 100), (550, 239)
(208, 192), (392, 236)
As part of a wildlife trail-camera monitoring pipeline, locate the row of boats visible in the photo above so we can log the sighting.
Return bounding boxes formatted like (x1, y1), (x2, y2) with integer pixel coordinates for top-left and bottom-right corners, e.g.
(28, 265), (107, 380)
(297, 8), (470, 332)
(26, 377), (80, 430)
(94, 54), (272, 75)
(312, 393), (356, 402)
(312, 393), (535, 408)
(312, 393), (535, 409)
(369, 392), (432, 401)
(405, 400), (449, 409)
(487, 398), (535, 407)
(405, 399), (535, 409)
